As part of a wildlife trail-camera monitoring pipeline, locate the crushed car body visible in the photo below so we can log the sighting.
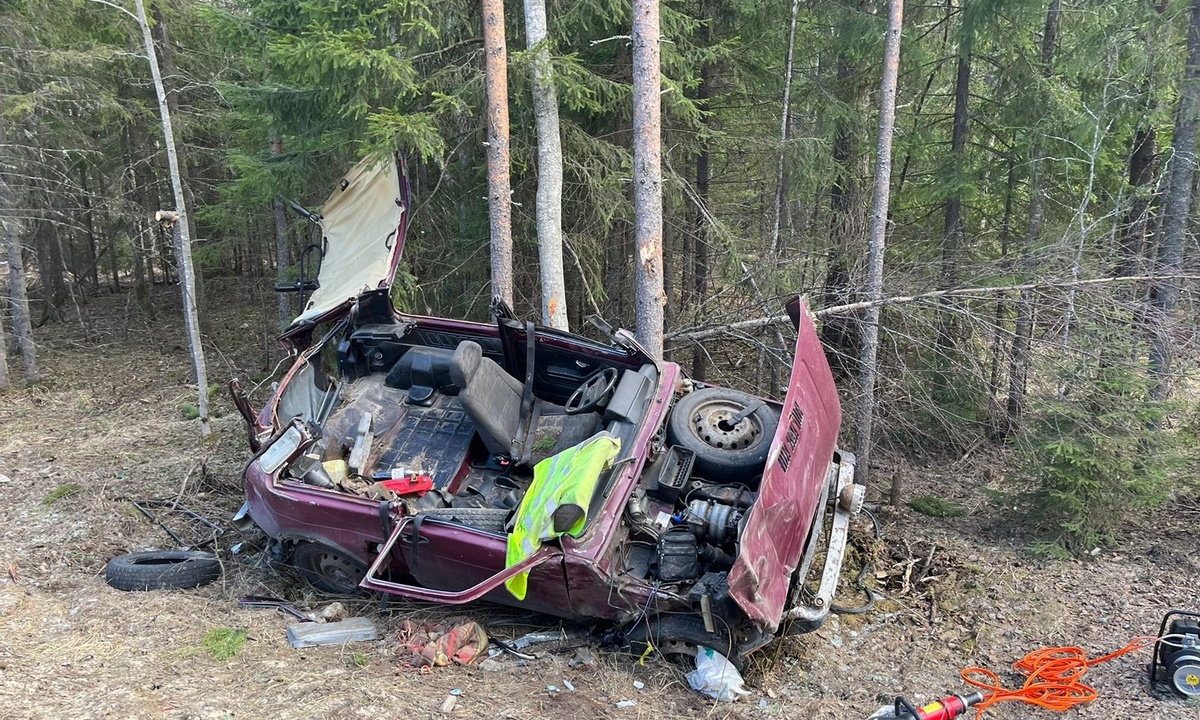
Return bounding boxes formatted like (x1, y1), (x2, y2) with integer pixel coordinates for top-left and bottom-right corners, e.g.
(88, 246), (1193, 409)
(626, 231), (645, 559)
(231, 153), (865, 657)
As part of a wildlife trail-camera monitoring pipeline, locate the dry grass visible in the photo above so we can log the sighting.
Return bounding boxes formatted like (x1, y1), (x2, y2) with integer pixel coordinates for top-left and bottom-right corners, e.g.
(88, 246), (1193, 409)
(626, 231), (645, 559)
(1, 280), (1197, 719)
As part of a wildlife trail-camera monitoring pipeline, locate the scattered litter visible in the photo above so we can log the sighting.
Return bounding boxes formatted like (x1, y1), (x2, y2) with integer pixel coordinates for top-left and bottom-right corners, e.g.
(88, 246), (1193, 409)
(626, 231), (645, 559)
(686, 645), (751, 702)
(562, 679), (575, 691)
(0, 474), (10, 483)
(547, 685), (560, 693)
(400, 618), (489, 668)
(438, 693), (457, 714)
(287, 617), (379, 648)
(633, 680), (645, 690)
(615, 700), (636, 708)
(240, 596), (313, 622)
(759, 698), (768, 709)
(569, 647), (597, 669)
(286, 614), (376, 648)
(449, 688), (462, 696)
(319, 602), (348, 623)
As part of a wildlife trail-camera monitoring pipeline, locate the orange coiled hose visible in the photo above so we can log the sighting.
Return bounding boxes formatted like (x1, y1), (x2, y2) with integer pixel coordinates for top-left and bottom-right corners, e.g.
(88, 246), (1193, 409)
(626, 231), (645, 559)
(960, 635), (1160, 718)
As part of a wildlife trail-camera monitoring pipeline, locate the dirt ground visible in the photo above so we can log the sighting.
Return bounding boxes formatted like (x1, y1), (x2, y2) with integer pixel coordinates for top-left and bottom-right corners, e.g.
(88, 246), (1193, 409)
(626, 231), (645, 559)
(1, 282), (1198, 720)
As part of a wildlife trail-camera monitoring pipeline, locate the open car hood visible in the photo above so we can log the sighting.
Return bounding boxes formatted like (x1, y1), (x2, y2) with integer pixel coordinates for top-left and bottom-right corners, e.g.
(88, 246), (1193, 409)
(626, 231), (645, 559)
(294, 154), (410, 325)
(727, 298), (842, 633)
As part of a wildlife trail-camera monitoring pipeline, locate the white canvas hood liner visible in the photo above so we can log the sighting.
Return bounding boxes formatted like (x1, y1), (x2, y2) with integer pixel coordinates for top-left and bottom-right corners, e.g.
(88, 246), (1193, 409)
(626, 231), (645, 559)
(295, 155), (407, 324)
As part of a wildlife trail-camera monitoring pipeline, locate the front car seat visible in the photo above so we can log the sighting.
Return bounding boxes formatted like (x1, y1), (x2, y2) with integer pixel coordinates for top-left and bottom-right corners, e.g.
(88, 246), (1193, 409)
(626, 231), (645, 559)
(449, 340), (524, 456)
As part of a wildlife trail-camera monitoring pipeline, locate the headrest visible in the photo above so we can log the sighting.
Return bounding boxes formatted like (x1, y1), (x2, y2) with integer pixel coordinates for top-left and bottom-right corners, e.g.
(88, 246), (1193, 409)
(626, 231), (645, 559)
(449, 340), (483, 388)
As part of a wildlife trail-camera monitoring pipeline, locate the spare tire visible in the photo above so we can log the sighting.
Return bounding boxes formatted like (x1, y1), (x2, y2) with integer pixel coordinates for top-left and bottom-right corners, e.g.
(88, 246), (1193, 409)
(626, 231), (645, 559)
(105, 550), (222, 591)
(666, 387), (779, 483)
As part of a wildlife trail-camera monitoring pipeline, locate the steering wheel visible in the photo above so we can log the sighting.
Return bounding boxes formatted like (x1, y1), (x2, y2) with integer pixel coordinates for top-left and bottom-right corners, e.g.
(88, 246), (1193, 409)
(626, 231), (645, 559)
(565, 368), (619, 415)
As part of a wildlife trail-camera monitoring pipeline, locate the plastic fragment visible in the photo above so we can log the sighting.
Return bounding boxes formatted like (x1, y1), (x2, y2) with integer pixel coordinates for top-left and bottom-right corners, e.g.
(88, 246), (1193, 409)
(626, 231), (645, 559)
(685, 645), (751, 702)
(615, 700), (636, 708)
(633, 680), (645, 690)
(563, 679), (575, 691)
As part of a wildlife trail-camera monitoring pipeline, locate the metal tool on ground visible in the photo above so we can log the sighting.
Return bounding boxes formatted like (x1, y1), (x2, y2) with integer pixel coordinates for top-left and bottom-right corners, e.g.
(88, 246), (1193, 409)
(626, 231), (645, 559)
(868, 692), (983, 720)
(238, 595), (314, 622)
(130, 499), (223, 550)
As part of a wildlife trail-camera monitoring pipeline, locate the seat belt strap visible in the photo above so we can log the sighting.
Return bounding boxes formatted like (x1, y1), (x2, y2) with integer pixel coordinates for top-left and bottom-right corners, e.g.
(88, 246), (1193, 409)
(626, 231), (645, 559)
(512, 321), (538, 465)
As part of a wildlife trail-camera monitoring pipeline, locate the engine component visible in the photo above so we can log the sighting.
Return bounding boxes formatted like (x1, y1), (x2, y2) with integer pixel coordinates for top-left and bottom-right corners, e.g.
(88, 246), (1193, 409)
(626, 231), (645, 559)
(698, 544), (734, 571)
(686, 499), (742, 546)
(644, 446), (695, 504)
(655, 527), (700, 582)
(688, 481), (757, 509)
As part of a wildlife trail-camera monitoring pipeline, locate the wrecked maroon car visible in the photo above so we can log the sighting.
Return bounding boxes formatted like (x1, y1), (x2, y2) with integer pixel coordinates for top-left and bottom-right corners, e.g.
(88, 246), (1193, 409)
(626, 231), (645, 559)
(231, 155), (864, 657)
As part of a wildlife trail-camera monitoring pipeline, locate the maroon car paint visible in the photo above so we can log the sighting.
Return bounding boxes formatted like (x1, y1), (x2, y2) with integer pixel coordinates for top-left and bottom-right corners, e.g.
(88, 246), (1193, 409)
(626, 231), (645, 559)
(727, 301), (842, 633)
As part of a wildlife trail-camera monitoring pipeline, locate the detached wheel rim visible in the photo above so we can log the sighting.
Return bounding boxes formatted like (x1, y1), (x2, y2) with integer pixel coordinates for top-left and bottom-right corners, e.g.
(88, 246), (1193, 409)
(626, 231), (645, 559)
(691, 399), (762, 451)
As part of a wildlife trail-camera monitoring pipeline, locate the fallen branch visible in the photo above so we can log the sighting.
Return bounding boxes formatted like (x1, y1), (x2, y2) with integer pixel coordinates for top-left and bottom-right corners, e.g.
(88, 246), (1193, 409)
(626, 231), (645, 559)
(668, 273), (1200, 343)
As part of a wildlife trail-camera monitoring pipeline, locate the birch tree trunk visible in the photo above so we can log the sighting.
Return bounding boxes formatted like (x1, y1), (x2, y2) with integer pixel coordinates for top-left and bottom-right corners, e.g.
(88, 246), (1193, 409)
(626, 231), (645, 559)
(853, 0), (903, 486)
(0, 122), (38, 384)
(482, 0), (514, 308)
(632, 0), (664, 360)
(524, 0), (569, 330)
(150, 2), (208, 333)
(769, 0), (802, 258)
(1149, 0), (1200, 401)
(134, 0), (210, 436)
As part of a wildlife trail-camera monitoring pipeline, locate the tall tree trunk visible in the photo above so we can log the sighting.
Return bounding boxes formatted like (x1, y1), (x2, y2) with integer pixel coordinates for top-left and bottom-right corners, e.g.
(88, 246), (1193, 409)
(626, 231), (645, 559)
(691, 66), (712, 382)
(134, 0), (210, 436)
(150, 2), (208, 333)
(632, 0), (664, 359)
(79, 164), (101, 293)
(482, 0), (514, 308)
(820, 55), (866, 374)
(524, 0), (569, 330)
(271, 135), (291, 329)
(1115, 126), (1157, 277)
(690, 2), (713, 381)
(936, 48), (971, 352)
(0, 302), (8, 390)
(1005, 0), (1059, 429)
(1149, 0), (1200, 401)
(0, 124), (39, 383)
(769, 0), (802, 258)
(853, 0), (904, 486)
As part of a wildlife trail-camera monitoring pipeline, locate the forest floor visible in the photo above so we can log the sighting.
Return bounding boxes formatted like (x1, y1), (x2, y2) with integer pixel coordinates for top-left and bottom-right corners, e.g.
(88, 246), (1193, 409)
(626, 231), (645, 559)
(1, 280), (1198, 720)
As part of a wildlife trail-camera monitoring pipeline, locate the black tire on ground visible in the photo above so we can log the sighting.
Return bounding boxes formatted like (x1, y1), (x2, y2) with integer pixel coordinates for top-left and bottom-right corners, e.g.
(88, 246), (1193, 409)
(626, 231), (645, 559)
(104, 550), (222, 591)
(418, 507), (511, 534)
(291, 542), (369, 595)
(665, 387), (780, 483)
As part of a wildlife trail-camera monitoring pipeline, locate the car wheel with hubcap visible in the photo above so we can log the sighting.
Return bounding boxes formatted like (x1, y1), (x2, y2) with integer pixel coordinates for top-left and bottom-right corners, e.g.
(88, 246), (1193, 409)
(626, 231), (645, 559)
(291, 542), (368, 595)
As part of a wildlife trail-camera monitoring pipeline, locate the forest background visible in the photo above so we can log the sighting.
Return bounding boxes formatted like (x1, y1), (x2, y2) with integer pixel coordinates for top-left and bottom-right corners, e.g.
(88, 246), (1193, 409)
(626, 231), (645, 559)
(1, 0), (1198, 554)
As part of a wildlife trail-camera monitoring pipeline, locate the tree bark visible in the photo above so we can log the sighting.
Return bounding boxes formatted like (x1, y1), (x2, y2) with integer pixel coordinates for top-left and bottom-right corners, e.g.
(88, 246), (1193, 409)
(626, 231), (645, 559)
(1115, 126), (1157, 277)
(482, 0), (514, 308)
(632, 0), (664, 359)
(1148, 0), (1200, 400)
(135, 0), (210, 436)
(524, 0), (569, 330)
(691, 4), (713, 381)
(150, 2), (208, 333)
(1, 126), (39, 384)
(769, 0), (803, 258)
(79, 164), (102, 294)
(271, 135), (291, 329)
(1005, 0), (1058, 429)
(819, 54), (867, 375)
(936, 48), (971, 352)
(853, 0), (903, 486)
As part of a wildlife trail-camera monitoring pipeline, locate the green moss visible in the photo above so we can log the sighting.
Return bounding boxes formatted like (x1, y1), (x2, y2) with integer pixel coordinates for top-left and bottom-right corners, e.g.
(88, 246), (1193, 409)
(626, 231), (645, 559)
(43, 484), (81, 505)
(907, 494), (968, 518)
